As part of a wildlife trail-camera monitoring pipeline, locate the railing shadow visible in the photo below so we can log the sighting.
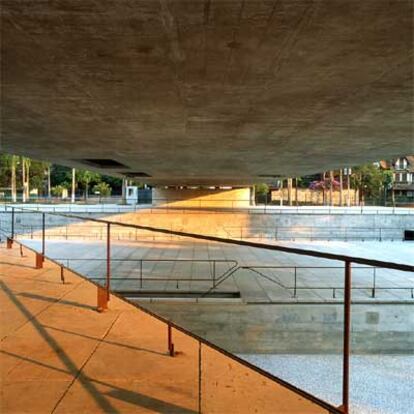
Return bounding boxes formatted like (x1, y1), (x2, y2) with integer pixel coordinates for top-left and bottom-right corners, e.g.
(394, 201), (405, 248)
(0, 280), (197, 413)
(17, 292), (97, 311)
(42, 324), (168, 357)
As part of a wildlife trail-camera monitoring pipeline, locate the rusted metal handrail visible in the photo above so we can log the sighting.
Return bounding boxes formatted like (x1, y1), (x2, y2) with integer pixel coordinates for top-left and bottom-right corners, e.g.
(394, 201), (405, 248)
(240, 265), (414, 299)
(51, 257), (238, 291)
(3, 205), (414, 271)
(4, 237), (342, 414)
(3, 204), (414, 414)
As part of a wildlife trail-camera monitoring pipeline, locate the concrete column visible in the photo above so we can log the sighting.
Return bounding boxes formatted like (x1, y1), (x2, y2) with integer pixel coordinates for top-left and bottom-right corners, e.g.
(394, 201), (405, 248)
(121, 177), (127, 204)
(287, 178), (292, 206)
(250, 186), (256, 206)
(295, 178), (299, 206)
(329, 170), (334, 206)
(280, 181), (284, 206)
(346, 169), (351, 207)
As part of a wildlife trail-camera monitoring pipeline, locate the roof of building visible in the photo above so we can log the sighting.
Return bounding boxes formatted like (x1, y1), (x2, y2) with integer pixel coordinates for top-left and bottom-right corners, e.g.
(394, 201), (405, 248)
(380, 155), (414, 172)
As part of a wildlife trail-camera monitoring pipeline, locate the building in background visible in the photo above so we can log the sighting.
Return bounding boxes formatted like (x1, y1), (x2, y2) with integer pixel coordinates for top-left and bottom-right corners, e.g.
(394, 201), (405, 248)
(381, 156), (414, 202)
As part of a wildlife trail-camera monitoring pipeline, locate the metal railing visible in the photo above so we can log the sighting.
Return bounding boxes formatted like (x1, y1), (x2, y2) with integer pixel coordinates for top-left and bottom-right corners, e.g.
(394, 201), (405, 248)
(1, 219), (409, 243)
(2, 200), (413, 215)
(197, 265), (414, 301)
(2, 204), (414, 414)
(240, 266), (414, 300)
(1, 238), (341, 413)
(51, 257), (238, 290)
(223, 226), (407, 241)
(0, 203), (137, 214)
(118, 201), (414, 215)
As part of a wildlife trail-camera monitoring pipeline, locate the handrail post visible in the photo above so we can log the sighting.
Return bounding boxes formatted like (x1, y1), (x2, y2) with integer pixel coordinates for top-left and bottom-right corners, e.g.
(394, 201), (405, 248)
(11, 207), (15, 240)
(97, 222), (111, 312)
(293, 267), (297, 298)
(341, 261), (352, 414)
(35, 213), (45, 268)
(106, 222), (111, 300)
(42, 213), (45, 258)
(372, 268), (376, 298)
(198, 342), (202, 413)
(167, 322), (175, 356)
(7, 207), (15, 248)
(140, 259), (143, 288)
(213, 261), (216, 288)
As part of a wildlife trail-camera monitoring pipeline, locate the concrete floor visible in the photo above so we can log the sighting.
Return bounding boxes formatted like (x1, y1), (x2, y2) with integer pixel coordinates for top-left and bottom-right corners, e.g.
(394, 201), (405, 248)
(18, 238), (414, 303)
(0, 243), (336, 414)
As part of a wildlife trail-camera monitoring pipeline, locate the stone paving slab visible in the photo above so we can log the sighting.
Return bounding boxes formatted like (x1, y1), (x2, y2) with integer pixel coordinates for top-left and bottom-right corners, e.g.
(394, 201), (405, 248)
(18, 239), (414, 303)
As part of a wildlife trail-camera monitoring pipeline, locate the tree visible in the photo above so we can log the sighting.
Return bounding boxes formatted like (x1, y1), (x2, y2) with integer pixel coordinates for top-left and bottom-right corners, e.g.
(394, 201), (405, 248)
(76, 170), (101, 200)
(51, 165), (72, 186)
(101, 175), (123, 195)
(51, 185), (68, 197)
(92, 182), (112, 197)
(254, 183), (269, 205)
(0, 154), (18, 201)
(254, 183), (269, 196)
(351, 163), (391, 204)
(28, 160), (50, 196)
(46, 163), (51, 198)
(21, 156), (31, 201)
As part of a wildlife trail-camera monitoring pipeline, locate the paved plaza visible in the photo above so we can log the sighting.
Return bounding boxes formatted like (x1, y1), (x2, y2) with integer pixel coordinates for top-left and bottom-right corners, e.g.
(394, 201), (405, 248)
(0, 242), (335, 414)
(17, 238), (414, 304)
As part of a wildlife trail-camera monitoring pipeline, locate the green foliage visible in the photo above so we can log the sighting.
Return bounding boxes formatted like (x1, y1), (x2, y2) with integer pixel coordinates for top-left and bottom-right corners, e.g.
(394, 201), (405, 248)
(76, 170), (101, 187)
(76, 170), (101, 198)
(297, 175), (316, 188)
(255, 183), (269, 195)
(51, 165), (72, 187)
(92, 182), (112, 196)
(100, 175), (122, 193)
(351, 164), (391, 198)
(51, 185), (68, 197)
(0, 154), (16, 187)
(28, 160), (49, 194)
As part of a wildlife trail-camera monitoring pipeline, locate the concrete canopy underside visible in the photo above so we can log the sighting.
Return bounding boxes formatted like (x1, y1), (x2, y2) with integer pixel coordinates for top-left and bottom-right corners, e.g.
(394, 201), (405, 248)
(1, 0), (413, 185)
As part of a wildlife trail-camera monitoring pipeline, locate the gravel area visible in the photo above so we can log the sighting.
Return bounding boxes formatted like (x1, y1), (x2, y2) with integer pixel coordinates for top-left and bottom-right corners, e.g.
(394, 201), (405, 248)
(239, 354), (414, 414)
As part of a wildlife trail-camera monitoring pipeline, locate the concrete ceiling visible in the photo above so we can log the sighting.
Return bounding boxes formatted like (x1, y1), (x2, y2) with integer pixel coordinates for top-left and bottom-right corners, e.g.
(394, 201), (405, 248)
(1, 0), (413, 185)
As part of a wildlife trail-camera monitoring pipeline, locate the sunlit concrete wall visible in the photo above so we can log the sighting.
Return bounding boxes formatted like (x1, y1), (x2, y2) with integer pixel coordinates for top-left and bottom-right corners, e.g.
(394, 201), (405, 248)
(109, 210), (414, 240)
(152, 187), (253, 207)
(1, 209), (413, 241)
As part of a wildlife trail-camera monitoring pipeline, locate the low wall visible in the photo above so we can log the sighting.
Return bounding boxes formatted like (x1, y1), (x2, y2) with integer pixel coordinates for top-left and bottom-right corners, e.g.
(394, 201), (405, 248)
(1, 207), (413, 241)
(109, 209), (414, 241)
(143, 302), (414, 354)
(152, 187), (252, 207)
